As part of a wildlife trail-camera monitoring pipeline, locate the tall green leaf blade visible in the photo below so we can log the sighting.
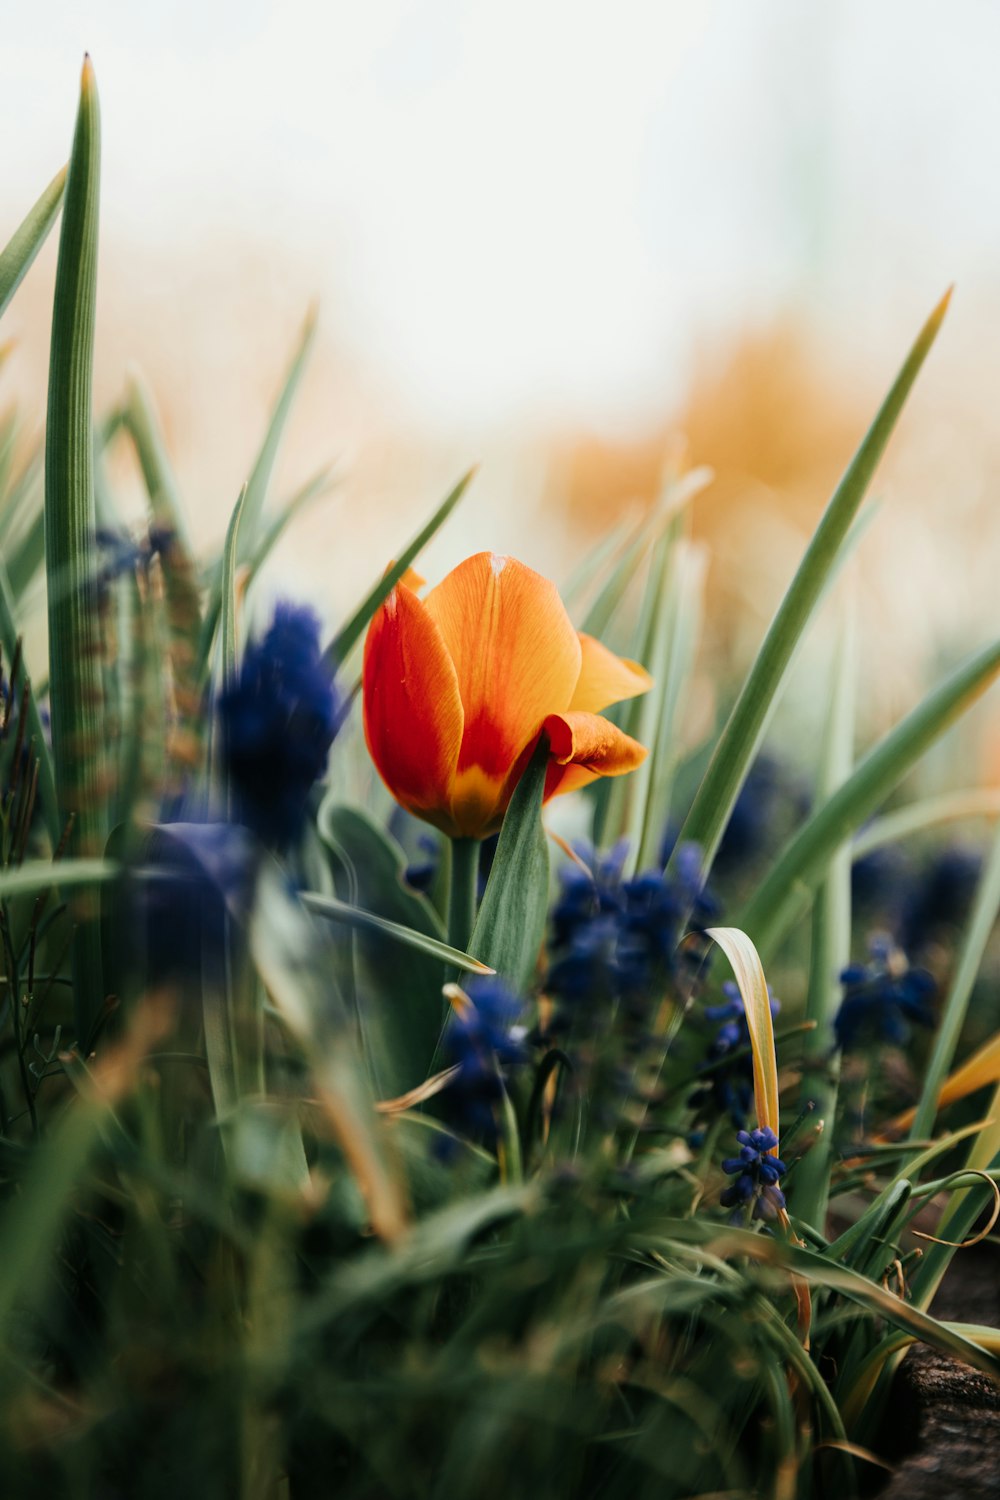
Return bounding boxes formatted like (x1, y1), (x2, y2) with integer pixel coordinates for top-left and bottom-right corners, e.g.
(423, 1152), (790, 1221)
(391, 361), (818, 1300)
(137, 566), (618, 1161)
(328, 467), (476, 666)
(220, 485), (246, 692)
(237, 304), (317, 561)
(794, 606), (855, 1228)
(301, 889), (493, 975)
(469, 739), (549, 991)
(122, 366), (193, 555)
(739, 632), (1000, 960)
(44, 57), (106, 1042)
(908, 816), (1000, 1143)
(0, 165), (66, 321)
(667, 290), (952, 882)
(0, 558), (59, 846)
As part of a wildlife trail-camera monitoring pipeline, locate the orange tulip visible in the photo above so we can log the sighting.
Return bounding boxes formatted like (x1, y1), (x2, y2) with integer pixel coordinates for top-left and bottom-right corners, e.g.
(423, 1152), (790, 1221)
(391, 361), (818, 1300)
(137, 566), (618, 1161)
(363, 552), (652, 839)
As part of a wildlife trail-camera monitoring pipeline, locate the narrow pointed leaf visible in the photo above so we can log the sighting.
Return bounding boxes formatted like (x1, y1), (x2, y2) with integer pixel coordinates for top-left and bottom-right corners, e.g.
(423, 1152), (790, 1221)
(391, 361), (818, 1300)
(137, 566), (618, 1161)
(44, 57), (106, 1041)
(328, 467), (475, 666)
(668, 291), (951, 881)
(0, 165), (66, 321)
(469, 737), (549, 990)
(301, 889), (494, 974)
(220, 485), (246, 692)
(851, 789), (1000, 860)
(237, 304), (317, 560)
(0, 557), (59, 845)
(122, 366), (193, 555)
(740, 632), (1000, 959)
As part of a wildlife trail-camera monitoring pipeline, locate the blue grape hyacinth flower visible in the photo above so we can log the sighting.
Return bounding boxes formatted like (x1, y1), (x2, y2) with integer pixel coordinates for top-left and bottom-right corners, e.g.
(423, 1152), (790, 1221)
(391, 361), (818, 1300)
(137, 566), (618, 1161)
(720, 1125), (787, 1223)
(440, 976), (526, 1146)
(219, 602), (345, 849)
(834, 936), (935, 1053)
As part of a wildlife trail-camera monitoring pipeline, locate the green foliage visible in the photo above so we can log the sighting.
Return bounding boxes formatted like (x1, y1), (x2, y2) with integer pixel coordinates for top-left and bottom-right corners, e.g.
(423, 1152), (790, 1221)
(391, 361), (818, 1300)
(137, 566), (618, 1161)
(43, 59), (106, 1041)
(0, 164), (65, 321)
(469, 738), (549, 991)
(2, 64), (1000, 1500)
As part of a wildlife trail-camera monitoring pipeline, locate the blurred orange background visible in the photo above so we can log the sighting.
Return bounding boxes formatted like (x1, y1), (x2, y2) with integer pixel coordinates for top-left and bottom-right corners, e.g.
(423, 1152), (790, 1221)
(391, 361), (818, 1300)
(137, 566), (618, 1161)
(4, 2), (1000, 782)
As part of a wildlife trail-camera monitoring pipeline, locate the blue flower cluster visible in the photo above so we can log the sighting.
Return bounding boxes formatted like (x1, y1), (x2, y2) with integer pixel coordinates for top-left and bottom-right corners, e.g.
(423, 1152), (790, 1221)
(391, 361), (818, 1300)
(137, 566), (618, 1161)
(440, 977), (526, 1145)
(851, 842), (982, 959)
(834, 936), (935, 1052)
(720, 1126), (787, 1223)
(218, 602), (345, 849)
(545, 843), (718, 1024)
(689, 981), (780, 1127)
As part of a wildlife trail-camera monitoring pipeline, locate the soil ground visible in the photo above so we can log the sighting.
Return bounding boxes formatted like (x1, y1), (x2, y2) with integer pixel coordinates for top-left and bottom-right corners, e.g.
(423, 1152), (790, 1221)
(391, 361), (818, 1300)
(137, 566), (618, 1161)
(878, 1243), (1000, 1498)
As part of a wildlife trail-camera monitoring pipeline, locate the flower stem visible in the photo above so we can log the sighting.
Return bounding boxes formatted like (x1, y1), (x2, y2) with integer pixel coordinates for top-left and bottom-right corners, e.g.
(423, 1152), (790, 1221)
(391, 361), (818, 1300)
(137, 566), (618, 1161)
(447, 836), (479, 954)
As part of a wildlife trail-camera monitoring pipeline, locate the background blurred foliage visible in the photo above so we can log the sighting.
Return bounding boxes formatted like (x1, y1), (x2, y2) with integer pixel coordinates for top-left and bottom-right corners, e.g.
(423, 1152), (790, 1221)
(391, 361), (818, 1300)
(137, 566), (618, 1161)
(0, 58), (999, 1500)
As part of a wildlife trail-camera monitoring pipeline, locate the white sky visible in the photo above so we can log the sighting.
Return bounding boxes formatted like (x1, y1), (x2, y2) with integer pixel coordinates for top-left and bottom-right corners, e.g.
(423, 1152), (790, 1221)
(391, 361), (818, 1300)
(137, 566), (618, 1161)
(6, 1), (1000, 433)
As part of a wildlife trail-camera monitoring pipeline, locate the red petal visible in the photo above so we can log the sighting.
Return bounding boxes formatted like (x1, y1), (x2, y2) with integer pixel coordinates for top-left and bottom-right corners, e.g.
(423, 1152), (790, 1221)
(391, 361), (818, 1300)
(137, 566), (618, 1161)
(363, 584), (464, 832)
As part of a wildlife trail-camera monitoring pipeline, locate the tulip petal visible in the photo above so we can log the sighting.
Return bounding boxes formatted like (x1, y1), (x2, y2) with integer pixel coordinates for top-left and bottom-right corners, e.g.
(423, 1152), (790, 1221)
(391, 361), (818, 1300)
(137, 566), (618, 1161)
(363, 584), (464, 831)
(543, 710), (648, 800)
(425, 553), (582, 786)
(570, 633), (653, 713)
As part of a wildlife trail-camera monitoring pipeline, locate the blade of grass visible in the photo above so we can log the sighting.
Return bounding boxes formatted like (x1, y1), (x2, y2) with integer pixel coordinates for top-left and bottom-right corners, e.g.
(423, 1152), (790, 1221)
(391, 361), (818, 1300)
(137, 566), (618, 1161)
(0, 558), (59, 846)
(908, 814), (1000, 1144)
(738, 632), (1000, 961)
(219, 485), (246, 694)
(851, 788), (1000, 860)
(667, 291), (952, 883)
(44, 57), (106, 1043)
(247, 463), (337, 582)
(0, 857), (115, 898)
(301, 889), (495, 975)
(121, 365), (193, 556)
(795, 603), (855, 1227)
(635, 541), (707, 868)
(0, 165), (66, 321)
(469, 737), (549, 991)
(237, 303), (317, 560)
(581, 466), (712, 643)
(327, 467), (476, 666)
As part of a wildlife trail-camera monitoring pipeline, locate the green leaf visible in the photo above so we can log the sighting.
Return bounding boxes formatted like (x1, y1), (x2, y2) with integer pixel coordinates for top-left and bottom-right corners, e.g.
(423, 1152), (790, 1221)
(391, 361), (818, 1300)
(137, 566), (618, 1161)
(0, 557), (59, 847)
(561, 513), (635, 612)
(667, 290), (952, 882)
(246, 463), (337, 584)
(44, 57), (106, 1042)
(301, 889), (494, 976)
(220, 485), (247, 693)
(328, 467), (476, 666)
(237, 304), (317, 562)
(739, 632), (1000, 959)
(851, 788), (1000, 860)
(0, 857), (116, 899)
(249, 857), (408, 1242)
(121, 366), (193, 556)
(794, 606), (855, 1228)
(581, 465), (712, 644)
(469, 738), (549, 991)
(909, 813), (1000, 1143)
(318, 802), (451, 1098)
(0, 164), (66, 321)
